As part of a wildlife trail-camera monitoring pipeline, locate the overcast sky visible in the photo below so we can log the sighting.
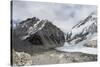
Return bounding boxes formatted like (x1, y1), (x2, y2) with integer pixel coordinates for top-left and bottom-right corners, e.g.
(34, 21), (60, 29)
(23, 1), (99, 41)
(12, 1), (97, 32)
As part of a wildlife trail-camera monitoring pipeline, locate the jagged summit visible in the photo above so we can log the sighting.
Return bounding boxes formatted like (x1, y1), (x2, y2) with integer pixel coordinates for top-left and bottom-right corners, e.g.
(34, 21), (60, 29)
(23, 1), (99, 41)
(73, 12), (97, 29)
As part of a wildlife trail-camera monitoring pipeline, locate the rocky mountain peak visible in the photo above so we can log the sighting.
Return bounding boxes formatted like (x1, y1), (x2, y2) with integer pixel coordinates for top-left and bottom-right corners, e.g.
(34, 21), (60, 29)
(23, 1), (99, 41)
(13, 17), (65, 49)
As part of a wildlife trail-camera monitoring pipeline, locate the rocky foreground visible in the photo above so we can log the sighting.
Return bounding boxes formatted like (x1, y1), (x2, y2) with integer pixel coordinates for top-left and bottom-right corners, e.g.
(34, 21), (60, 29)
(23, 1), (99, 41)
(12, 48), (97, 66)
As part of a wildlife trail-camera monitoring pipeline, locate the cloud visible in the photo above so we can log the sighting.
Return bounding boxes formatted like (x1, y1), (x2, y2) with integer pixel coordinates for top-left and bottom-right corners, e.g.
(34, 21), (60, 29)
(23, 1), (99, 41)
(12, 1), (97, 33)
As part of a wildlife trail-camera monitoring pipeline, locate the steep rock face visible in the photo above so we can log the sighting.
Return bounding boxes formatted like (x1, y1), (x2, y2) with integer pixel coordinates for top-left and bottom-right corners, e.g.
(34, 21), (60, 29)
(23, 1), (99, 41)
(14, 17), (65, 49)
(66, 13), (97, 44)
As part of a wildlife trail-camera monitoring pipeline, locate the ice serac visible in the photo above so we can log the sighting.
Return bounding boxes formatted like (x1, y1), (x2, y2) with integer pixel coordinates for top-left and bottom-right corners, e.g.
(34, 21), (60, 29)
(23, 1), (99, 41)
(66, 12), (97, 44)
(15, 17), (65, 49)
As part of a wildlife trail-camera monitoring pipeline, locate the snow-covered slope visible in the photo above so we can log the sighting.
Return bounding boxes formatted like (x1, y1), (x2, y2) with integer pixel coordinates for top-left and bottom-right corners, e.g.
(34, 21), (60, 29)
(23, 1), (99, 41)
(56, 12), (97, 55)
(66, 12), (97, 44)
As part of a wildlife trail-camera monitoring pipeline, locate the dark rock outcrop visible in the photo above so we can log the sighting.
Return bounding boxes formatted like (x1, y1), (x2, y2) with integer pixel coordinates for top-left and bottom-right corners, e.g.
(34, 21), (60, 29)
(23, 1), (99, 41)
(13, 17), (65, 49)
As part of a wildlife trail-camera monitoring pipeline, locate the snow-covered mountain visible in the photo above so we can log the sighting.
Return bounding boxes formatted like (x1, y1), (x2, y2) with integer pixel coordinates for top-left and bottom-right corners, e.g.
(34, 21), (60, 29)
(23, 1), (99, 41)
(66, 12), (97, 44)
(56, 12), (97, 54)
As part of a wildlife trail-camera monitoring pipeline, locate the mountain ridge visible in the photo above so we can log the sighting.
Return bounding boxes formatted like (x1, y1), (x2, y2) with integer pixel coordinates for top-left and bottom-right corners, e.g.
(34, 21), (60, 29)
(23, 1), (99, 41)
(66, 12), (97, 44)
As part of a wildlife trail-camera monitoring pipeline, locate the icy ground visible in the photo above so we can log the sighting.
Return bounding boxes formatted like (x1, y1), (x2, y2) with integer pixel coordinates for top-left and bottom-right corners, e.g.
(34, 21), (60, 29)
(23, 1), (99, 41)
(56, 34), (97, 55)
